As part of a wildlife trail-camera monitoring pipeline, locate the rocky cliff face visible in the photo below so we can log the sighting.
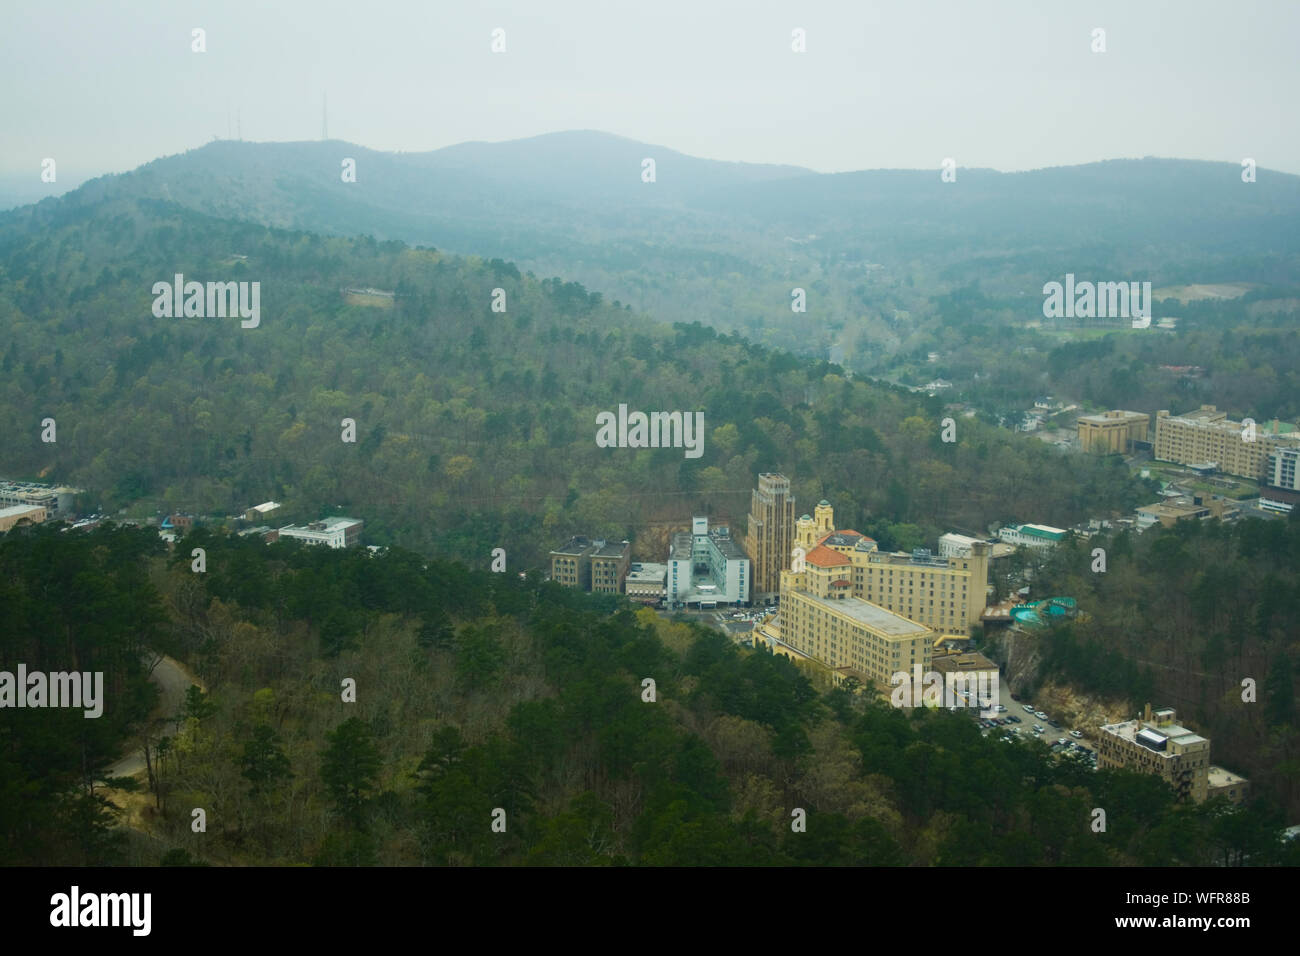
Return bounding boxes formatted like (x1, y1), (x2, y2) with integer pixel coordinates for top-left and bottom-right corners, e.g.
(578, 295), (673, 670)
(986, 628), (1131, 732)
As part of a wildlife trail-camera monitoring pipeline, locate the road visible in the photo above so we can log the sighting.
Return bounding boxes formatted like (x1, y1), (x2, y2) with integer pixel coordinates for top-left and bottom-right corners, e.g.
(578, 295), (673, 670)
(978, 675), (1098, 765)
(105, 654), (203, 779)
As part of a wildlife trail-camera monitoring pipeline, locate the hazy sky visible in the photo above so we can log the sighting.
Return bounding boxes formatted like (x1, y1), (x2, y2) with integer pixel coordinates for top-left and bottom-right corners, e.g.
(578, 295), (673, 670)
(4, 0), (1298, 185)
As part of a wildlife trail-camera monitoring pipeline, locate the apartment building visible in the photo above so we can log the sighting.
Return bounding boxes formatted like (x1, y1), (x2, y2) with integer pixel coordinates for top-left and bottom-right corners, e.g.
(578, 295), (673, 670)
(1096, 705), (1211, 803)
(1267, 446), (1300, 490)
(549, 536), (595, 590)
(590, 540), (631, 594)
(744, 473), (796, 601)
(1077, 409), (1150, 454)
(549, 536), (631, 593)
(778, 554), (934, 685)
(1154, 405), (1300, 480)
(784, 501), (989, 637)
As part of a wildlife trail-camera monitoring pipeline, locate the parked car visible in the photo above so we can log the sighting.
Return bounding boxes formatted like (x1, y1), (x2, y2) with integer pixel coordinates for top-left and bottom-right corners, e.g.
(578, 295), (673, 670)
(1035, 710), (1048, 720)
(1057, 738), (1068, 746)
(1023, 704), (1035, 712)
(1032, 724), (1044, 733)
(1008, 715), (1022, 723)
(1070, 730), (1083, 738)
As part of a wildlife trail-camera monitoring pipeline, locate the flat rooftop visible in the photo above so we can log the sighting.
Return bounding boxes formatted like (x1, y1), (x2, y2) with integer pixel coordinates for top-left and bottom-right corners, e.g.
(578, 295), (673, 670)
(551, 536), (593, 556)
(793, 590), (930, 638)
(931, 651), (998, 673)
(1208, 766), (1248, 788)
(669, 532), (693, 561)
(0, 504), (45, 518)
(1101, 718), (1207, 749)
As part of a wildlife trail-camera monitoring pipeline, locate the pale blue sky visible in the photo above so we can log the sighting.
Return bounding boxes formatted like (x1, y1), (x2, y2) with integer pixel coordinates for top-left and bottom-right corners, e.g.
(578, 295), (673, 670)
(2, 0), (1297, 188)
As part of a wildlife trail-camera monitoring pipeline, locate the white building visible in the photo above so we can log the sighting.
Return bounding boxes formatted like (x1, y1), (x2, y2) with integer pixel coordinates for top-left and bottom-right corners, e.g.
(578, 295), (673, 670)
(244, 500), (282, 521)
(278, 517), (363, 549)
(938, 533), (988, 559)
(667, 516), (751, 608)
(998, 524), (1069, 550)
(1267, 447), (1300, 492)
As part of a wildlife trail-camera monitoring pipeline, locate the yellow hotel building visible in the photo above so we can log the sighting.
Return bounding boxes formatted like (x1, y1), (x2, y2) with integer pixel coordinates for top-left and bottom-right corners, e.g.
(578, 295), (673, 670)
(780, 501), (989, 638)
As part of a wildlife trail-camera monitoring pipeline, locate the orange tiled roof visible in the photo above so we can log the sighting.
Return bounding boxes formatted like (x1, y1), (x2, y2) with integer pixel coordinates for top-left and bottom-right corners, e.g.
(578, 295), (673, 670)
(805, 545), (851, 568)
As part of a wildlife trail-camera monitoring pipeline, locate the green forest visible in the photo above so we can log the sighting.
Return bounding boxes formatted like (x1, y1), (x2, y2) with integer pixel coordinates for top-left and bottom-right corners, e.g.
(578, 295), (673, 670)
(997, 512), (1300, 819)
(3, 523), (1297, 867)
(0, 196), (1150, 567)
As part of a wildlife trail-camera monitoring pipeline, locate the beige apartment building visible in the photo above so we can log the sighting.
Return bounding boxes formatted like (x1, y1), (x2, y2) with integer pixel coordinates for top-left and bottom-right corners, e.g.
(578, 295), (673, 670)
(548, 536), (630, 593)
(745, 473), (796, 601)
(0, 504), (46, 533)
(778, 555), (934, 686)
(1154, 405), (1300, 480)
(1078, 409), (1150, 454)
(1096, 705), (1211, 803)
(782, 501), (989, 637)
(590, 540), (631, 594)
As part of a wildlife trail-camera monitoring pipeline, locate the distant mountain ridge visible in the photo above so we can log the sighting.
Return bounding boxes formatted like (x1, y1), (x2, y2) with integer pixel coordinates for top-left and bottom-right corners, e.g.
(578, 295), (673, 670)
(5, 131), (1299, 365)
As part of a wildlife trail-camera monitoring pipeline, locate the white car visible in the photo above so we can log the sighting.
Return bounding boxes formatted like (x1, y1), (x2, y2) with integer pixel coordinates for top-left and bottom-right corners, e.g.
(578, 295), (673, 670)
(1035, 711), (1048, 720)
(1070, 730), (1083, 738)
(1023, 704), (1035, 712)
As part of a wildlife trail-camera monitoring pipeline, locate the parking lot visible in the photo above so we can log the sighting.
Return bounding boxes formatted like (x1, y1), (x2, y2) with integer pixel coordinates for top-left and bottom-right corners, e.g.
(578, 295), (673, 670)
(974, 679), (1098, 767)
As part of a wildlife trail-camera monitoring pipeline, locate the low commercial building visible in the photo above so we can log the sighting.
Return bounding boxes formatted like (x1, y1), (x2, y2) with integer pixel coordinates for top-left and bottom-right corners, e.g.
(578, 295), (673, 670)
(244, 500), (281, 521)
(1259, 484), (1300, 515)
(0, 504), (46, 533)
(0, 480), (79, 520)
(998, 523), (1069, 550)
(938, 533), (988, 558)
(1097, 705), (1211, 803)
(1078, 409), (1150, 454)
(1136, 495), (1226, 530)
(1207, 766), (1250, 805)
(625, 562), (667, 604)
(278, 516), (362, 549)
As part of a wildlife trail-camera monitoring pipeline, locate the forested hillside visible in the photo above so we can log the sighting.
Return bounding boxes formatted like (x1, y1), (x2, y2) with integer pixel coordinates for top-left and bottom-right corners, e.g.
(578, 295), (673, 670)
(0, 195), (1148, 565)
(1011, 514), (1300, 819)
(4, 524), (1295, 866)
(24, 134), (1300, 368)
